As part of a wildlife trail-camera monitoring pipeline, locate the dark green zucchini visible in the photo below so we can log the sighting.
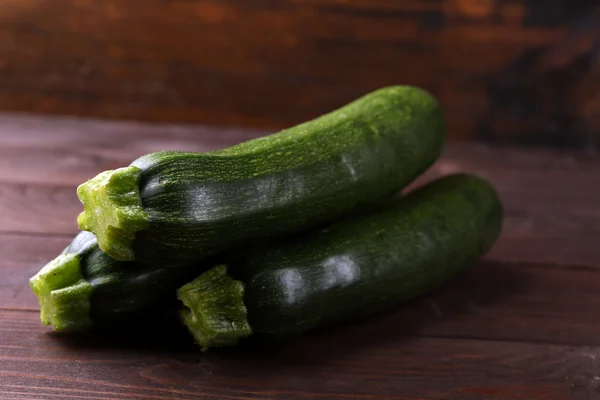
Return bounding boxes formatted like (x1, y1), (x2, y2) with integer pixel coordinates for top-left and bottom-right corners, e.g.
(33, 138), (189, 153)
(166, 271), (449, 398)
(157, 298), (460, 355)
(177, 173), (503, 350)
(29, 231), (200, 331)
(76, 85), (446, 266)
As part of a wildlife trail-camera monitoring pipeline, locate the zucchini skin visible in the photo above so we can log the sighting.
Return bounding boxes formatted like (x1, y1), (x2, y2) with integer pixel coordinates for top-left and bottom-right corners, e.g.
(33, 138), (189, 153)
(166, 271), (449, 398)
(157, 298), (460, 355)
(86, 249), (195, 326)
(30, 231), (199, 331)
(178, 173), (503, 348)
(79, 85), (446, 266)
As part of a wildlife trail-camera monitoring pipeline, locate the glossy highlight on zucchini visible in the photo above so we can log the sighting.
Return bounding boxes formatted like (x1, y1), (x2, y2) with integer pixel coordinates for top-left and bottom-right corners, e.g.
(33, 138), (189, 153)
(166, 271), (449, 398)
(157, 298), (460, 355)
(29, 231), (199, 331)
(177, 173), (503, 350)
(77, 85), (446, 266)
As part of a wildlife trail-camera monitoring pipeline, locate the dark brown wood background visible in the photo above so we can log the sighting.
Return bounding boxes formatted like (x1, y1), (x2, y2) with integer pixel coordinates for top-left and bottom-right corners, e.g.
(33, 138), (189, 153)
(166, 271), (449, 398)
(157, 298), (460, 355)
(1, 0), (600, 149)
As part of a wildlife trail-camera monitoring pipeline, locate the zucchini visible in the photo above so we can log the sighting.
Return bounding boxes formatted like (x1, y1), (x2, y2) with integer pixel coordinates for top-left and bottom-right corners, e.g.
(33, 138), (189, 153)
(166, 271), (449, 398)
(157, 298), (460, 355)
(76, 85), (446, 266)
(177, 173), (503, 350)
(29, 231), (199, 331)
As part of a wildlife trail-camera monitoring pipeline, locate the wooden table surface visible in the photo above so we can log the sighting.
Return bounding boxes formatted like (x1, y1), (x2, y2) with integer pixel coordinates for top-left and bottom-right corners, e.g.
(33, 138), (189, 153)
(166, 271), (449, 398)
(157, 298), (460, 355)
(0, 113), (599, 400)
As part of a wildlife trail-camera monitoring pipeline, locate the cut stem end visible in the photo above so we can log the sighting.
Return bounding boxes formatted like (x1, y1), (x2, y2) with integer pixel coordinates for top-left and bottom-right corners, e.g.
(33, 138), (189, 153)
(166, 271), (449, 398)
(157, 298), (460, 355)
(76, 166), (149, 261)
(177, 265), (252, 351)
(29, 253), (93, 331)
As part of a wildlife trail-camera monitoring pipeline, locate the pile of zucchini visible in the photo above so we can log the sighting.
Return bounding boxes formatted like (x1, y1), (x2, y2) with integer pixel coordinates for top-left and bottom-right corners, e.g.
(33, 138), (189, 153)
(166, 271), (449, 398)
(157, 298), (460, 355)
(30, 86), (503, 350)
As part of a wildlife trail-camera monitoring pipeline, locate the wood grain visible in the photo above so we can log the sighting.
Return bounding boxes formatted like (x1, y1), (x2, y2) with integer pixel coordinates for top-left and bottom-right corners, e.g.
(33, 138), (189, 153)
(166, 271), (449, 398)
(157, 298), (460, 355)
(1, 115), (598, 266)
(1, 114), (600, 398)
(0, 114), (597, 346)
(1, 1), (600, 148)
(0, 184), (79, 235)
(2, 112), (600, 186)
(1, 310), (595, 400)
(0, 113), (262, 186)
(10, 250), (600, 346)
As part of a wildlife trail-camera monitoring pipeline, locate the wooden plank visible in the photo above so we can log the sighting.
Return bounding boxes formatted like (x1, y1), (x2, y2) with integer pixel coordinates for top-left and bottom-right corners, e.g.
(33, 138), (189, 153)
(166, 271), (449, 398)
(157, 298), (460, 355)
(8, 236), (600, 347)
(0, 184), (79, 235)
(488, 213), (600, 267)
(0, 125), (597, 267)
(1, 132), (598, 267)
(0, 179), (597, 267)
(0, 113), (263, 150)
(1, 112), (599, 188)
(3, 224), (600, 346)
(0, 309), (594, 399)
(0, 1), (599, 148)
(393, 260), (600, 346)
(0, 113), (263, 186)
(0, 119), (597, 397)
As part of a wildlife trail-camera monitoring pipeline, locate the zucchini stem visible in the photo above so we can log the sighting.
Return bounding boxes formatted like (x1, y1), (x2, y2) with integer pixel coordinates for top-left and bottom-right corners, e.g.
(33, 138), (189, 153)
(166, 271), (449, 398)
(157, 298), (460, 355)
(76, 166), (149, 261)
(177, 265), (253, 351)
(29, 253), (93, 331)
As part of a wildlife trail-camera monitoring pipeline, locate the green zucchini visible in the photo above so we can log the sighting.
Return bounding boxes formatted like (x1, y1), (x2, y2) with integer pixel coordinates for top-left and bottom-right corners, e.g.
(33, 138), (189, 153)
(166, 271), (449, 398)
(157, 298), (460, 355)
(177, 173), (503, 350)
(76, 85), (446, 266)
(29, 231), (199, 331)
